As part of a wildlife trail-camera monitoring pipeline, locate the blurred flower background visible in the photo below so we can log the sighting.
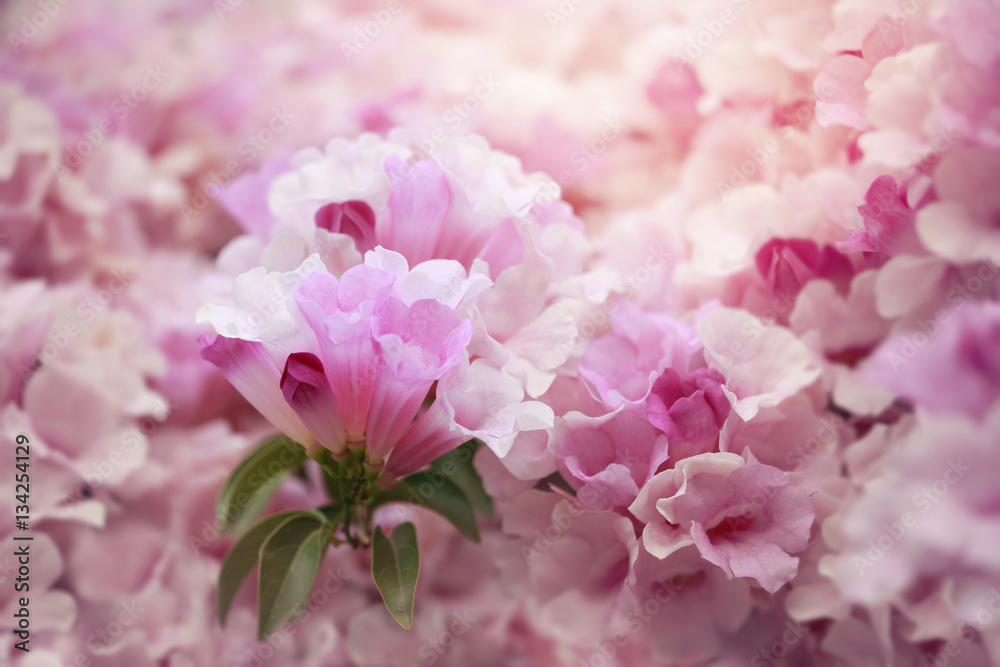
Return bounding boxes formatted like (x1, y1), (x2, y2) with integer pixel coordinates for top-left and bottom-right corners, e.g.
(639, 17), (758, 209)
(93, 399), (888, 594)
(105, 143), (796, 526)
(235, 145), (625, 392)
(2, 0), (1000, 665)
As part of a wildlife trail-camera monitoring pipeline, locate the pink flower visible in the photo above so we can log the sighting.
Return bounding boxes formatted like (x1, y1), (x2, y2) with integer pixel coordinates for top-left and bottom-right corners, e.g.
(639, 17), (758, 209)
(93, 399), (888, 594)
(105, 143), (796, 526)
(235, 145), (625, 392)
(823, 408), (1000, 610)
(198, 248), (551, 475)
(697, 307), (822, 421)
(630, 452), (815, 593)
(576, 301), (698, 410)
(552, 410), (669, 510)
(292, 264), (473, 462)
(645, 367), (730, 462)
(230, 131), (587, 277)
(212, 132), (595, 412)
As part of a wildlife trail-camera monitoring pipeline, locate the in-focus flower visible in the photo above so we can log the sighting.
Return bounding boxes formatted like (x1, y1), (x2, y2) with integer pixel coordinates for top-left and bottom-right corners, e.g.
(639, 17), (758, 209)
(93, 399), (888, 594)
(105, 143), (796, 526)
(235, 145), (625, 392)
(630, 452), (815, 593)
(197, 247), (552, 477)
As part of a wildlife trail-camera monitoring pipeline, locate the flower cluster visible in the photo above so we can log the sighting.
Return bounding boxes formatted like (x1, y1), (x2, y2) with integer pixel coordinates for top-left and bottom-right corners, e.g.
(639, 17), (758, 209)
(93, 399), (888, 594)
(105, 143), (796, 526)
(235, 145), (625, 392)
(2, 0), (1000, 664)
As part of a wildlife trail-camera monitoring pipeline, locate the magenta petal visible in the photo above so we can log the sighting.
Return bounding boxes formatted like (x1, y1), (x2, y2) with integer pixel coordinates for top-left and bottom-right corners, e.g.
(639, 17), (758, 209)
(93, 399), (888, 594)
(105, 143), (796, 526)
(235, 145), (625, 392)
(314, 200), (378, 253)
(853, 175), (922, 257)
(647, 367), (730, 459)
(280, 352), (348, 454)
(199, 334), (314, 446)
(755, 237), (854, 297)
(670, 392), (723, 439)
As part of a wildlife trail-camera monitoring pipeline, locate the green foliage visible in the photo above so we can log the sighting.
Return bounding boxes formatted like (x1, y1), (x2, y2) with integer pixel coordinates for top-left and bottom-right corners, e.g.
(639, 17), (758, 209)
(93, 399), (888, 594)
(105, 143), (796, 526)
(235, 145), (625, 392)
(372, 472), (480, 542)
(371, 522), (420, 629)
(217, 436), (307, 532)
(216, 437), (495, 635)
(257, 512), (330, 640)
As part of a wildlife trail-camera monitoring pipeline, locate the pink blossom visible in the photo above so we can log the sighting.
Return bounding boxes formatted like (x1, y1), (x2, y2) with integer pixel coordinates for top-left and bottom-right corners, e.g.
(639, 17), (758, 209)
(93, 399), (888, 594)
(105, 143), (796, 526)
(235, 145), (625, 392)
(199, 248), (551, 474)
(552, 411), (669, 510)
(698, 307), (822, 421)
(822, 408), (1000, 620)
(630, 452), (815, 593)
(229, 132), (587, 276)
(8, 0), (1000, 662)
(213, 131), (595, 415)
(577, 301), (698, 410)
(646, 367), (730, 462)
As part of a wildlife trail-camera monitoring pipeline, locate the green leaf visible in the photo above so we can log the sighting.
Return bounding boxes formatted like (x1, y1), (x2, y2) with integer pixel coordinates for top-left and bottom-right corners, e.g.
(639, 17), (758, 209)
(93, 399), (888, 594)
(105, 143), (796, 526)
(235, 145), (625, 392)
(233, 475), (283, 532)
(217, 435), (307, 532)
(371, 522), (420, 629)
(216, 511), (304, 626)
(257, 512), (330, 641)
(317, 503), (345, 526)
(373, 472), (480, 542)
(430, 441), (494, 518)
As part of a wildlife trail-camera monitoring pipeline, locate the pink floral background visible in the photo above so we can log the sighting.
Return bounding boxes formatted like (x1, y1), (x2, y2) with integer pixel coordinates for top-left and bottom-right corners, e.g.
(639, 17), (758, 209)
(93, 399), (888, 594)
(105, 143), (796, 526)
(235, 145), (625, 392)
(2, 0), (1000, 664)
